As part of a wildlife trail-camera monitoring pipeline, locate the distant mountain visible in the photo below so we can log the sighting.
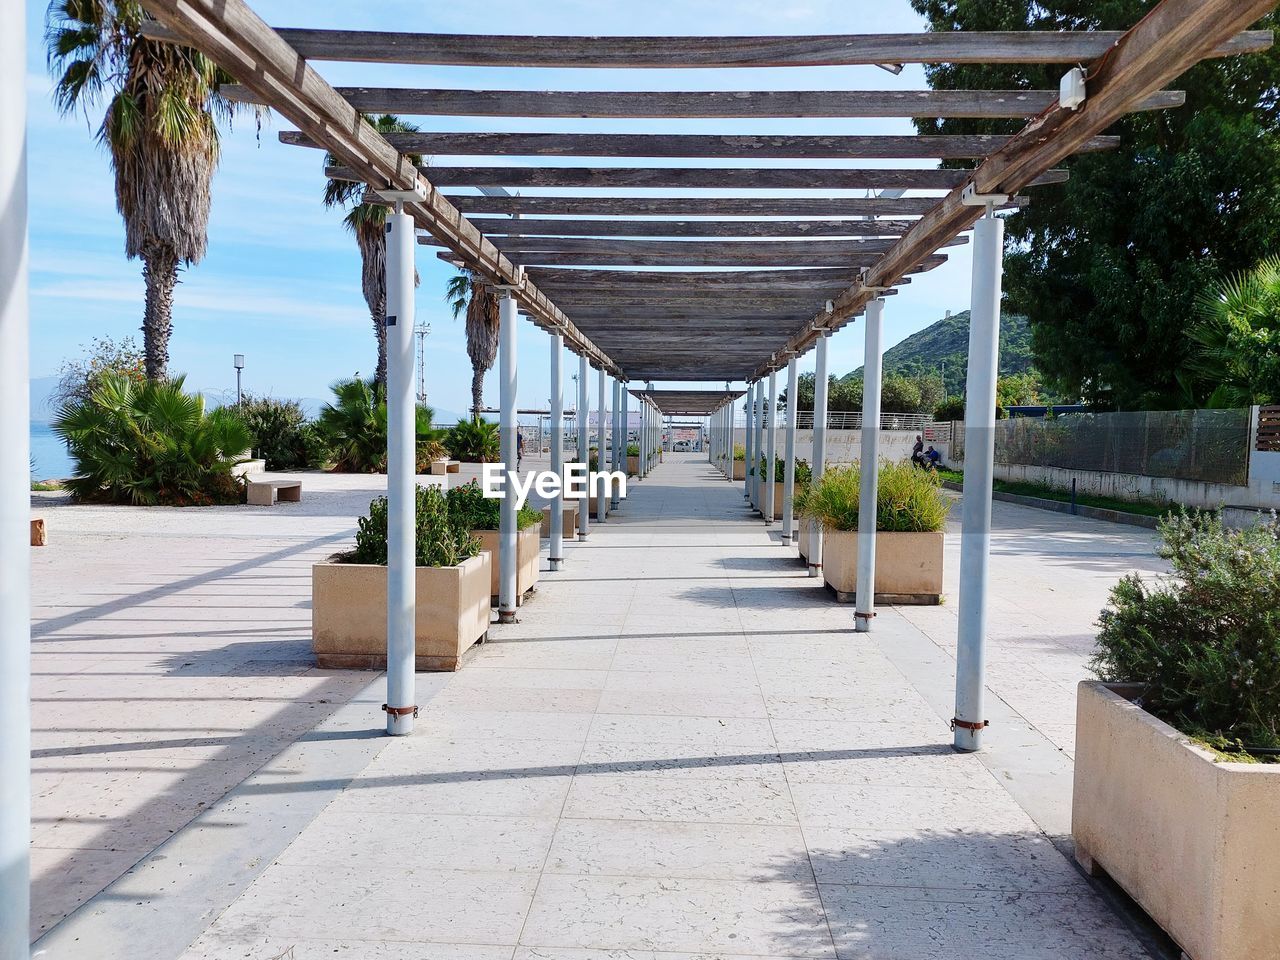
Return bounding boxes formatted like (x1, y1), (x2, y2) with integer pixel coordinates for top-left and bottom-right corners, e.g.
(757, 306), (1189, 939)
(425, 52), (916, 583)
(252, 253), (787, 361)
(842, 310), (1035, 397)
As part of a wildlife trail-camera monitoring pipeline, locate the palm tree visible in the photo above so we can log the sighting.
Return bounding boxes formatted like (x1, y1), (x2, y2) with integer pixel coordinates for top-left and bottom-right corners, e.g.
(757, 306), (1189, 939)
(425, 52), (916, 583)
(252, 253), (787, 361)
(47, 1), (239, 381)
(445, 269), (500, 419)
(322, 115), (421, 389)
(1190, 255), (1280, 407)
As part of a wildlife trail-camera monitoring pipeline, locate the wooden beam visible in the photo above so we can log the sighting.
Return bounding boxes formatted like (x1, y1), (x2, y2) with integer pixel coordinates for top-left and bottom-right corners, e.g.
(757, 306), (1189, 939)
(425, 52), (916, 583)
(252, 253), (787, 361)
(469, 217), (917, 238)
(134, 0), (622, 376)
(440, 250), (949, 269)
(527, 267), (868, 289)
(326, 164), (1069, 191)
(223, 27), (1272, 67)
(227, 85), (1184, 118)
(286, 130), (1121, 159)
(446, 195), (1028, 217)
(761, 0), (1276, 378)
(475, 237), (964, 257)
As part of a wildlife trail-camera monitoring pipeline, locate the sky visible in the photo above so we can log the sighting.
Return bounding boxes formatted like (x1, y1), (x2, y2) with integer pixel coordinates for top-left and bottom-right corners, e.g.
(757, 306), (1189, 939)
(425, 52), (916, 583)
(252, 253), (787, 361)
(23, 0), (977, 422)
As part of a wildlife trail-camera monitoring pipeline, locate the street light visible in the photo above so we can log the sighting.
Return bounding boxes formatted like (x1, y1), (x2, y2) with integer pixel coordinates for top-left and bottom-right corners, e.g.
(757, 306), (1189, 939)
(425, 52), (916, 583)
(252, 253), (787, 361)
(233, 354), (244, 406)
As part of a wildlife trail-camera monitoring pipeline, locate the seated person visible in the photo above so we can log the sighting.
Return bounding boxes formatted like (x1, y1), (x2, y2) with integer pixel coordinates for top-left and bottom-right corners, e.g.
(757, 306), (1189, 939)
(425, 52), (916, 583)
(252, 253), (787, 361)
(925, 445), (942, 466)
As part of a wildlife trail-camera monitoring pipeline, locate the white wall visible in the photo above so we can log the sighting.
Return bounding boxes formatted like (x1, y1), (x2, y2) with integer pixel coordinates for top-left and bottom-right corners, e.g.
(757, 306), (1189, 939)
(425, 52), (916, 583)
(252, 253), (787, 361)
(733, 428), (923, 467)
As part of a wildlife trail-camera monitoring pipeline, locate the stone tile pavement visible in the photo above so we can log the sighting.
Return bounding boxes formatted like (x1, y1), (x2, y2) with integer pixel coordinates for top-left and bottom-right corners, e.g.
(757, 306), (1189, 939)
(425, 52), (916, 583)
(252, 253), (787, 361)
(31, 454), (1165, 959)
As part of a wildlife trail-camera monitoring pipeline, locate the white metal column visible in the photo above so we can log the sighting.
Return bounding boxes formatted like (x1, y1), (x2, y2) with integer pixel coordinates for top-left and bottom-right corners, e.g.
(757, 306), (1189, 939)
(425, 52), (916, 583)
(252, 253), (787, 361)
(753, 379), (765, 510)
(577, 354), (590, 539)
(548, 333), (565, 571)
(611, 378), (622, 507)
(954, 209), (1005, 752)
(384, 206), (416, 735)
(621, 384), (629, 487)
(743, 381), (754, 499)
(809, 333), (830, 577)
(497, 291), (519, 622)
(1, 2), (31, 947)
(855, 298), (886, 633)
(596, 367), (607, 523)
(764, 369), (778, 524)
(782, 358), (798, 543)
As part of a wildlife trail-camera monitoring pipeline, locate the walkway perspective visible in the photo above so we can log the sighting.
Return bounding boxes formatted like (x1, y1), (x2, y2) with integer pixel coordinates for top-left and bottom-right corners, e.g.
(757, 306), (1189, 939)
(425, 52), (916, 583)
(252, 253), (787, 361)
(36, 455), (1163, 959)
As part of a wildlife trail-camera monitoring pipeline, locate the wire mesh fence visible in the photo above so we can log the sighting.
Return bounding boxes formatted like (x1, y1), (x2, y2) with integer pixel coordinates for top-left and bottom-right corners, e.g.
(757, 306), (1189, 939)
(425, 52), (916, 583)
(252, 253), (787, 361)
(952, 409), (1251, 486)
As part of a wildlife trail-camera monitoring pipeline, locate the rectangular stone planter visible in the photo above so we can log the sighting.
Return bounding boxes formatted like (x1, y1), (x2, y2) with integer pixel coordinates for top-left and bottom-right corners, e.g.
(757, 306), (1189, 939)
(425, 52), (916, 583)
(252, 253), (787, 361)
(311, 553), (490, 671)
(732, 460), (746, 480)
(821, 529), (943, 604)
(1073, 681), (1280, 960)
(798, 518), (812, 561)
(474, 525), (540, 605)
(626, 455), (639, 476)
(540, 501), (579, 538)
(756, 481), (785, 519)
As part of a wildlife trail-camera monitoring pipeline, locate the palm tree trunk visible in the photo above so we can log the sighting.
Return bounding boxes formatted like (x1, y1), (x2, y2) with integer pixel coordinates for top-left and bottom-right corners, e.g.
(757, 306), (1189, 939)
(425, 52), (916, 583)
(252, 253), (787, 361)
(373, 312), (388, 389)
(471, 369), (485, 421)
(141, 247), (179, 381)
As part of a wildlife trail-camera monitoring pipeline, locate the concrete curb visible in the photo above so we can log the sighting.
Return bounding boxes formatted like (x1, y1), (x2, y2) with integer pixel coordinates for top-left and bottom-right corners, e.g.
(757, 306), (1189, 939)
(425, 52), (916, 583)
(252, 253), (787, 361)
(941, 479), (1160, 529)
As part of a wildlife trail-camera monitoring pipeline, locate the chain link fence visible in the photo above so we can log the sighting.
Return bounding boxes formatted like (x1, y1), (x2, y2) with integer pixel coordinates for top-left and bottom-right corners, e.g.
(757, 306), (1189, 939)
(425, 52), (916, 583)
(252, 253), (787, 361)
(952, 409), (1251, 486)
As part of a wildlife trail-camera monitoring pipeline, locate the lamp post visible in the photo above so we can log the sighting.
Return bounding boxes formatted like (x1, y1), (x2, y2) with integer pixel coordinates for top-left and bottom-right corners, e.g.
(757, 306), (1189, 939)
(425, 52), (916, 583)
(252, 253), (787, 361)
(233, 354), (245, 406)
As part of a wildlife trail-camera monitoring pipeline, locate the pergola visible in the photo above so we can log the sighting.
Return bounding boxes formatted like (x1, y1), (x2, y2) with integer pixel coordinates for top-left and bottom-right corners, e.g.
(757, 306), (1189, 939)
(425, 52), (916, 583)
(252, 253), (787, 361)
(0, 1), (1273, 949)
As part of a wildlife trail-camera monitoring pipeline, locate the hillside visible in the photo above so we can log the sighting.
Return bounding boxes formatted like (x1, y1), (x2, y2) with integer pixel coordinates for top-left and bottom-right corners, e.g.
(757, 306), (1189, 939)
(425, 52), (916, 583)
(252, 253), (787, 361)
(842, 310), (1035, 397)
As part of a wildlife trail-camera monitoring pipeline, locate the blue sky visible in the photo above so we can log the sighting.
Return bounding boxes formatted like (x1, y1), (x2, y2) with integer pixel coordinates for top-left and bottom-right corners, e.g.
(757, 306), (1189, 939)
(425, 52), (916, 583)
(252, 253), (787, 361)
(24, 0), (976, 420)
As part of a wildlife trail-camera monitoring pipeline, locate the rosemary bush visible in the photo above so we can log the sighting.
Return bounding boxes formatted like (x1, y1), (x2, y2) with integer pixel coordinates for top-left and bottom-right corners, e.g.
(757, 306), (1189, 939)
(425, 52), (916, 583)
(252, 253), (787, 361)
(446, 479), (542, 531)
(348, 484), (479, 567)
(1092, 510), (1280, 751)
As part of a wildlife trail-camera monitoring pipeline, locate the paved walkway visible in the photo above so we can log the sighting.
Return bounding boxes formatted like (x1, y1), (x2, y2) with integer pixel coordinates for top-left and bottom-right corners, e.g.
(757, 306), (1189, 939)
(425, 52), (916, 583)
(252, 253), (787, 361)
(32, 454), (1162, 959)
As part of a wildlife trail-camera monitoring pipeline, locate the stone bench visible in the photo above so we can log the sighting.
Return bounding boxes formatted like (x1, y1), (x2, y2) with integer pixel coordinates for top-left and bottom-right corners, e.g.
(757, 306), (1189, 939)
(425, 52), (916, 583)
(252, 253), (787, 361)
(430, 460), (462, 476)
(31, 518), (46, 547)
(246, 480), (303, 506)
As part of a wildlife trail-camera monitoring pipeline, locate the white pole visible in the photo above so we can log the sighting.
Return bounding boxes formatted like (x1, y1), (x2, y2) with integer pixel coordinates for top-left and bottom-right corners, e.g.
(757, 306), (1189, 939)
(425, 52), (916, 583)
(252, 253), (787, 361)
(577, 354), (590, 539)
(497, 291), (519, 622)
(954, 210), (1004, 752)
(782, 359), (798, 543)
(596, 367), (607, 523)
(0, 0), (31, 946)
(384, 206), (416, 735)
(765, 369), (778, 524)
(611, 378), (622, 507)
(743, 381), (755, 499)
(809, 333), (830, 578)
(753, 379), (765, 510)
(856, 299), (886, 633)
(621, 384), (629, 486)
(549, 333), (565, 571)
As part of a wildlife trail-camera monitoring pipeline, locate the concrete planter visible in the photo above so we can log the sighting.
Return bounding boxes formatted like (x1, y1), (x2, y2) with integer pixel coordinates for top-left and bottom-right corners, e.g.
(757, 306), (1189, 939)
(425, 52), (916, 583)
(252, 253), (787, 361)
(540, 502), (579, 538)
(756, 481), (785, 519)
(626, 455), (640, 476)
(311, 553), (490, 671)
(1073, 682), (1280, 960)
(474, 526), (541, 605)
(820, 529), (943, 604)
(732, 460), (746, 480)
(798, 518), (812, 561)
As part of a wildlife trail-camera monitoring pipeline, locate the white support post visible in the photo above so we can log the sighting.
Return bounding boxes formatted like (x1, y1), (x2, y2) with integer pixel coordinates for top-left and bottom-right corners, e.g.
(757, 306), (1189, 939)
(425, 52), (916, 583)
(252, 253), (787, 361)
(621, 384), (629, 487)
(782, 359), (798, 543)
(809, 333), (830, 578)
(596, 367), (607, 523)
(765, 369), (778, 525)
(384, 206), (416, 735)
(1, 3), (31, 947)
(954, 209), (1005, 752)
(548, 333), (565, 571)
(497, 291), (519, 622)
(611, 378), (622, 507)
(753, 379), (765, 511)
(577, 354), (590, 539)
(856, 299), (886, 633)
(743, 381), (755, 499)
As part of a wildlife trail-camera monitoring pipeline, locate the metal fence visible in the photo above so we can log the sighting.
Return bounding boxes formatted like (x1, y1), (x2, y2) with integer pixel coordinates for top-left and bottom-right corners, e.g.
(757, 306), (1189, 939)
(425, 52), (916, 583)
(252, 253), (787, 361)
(793, 411), (932, 431)
(953, 408), (1251, 486)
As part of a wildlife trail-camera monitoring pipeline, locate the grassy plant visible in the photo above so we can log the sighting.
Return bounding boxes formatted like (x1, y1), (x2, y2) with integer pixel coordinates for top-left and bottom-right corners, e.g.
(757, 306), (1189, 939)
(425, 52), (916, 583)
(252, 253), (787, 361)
(54, 373), (248, 506)
(1093, 510), (1280, 752)
(733, 443), (746, 462)
(799, 461), (950, 533)
(347, 484), (479, 567)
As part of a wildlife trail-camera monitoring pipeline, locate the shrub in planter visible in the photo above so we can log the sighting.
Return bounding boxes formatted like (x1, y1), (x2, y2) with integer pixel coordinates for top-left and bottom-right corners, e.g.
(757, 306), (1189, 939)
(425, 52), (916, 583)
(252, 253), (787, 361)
(348, 484), (479, 567)
(626, 443), (640, 457)
(54, 373), (249, 506)
(446, 419), (500, 463)
(799, 461), (949, 602)
(1091, 509), (1280, 752)
(447, 480), (542, 603)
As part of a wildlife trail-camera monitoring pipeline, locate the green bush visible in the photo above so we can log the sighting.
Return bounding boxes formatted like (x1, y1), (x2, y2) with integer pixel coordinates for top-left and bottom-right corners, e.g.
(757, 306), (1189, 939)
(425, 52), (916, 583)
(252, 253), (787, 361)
(446, 479), (542, 531)
(446, 419), (500, 462)
(934, 396), (966, 422)
(1092, 510), (1280, 752)
(799, 460), (950, 533)
(316, 378), (439, 472)
(347, 484), (479, 567)
(732, 443), (746, 462)
(54, 373), (250, 507)
(758, 457), (813, 485)
(236, 394), (325, 470)
(626, 443), (640, 457)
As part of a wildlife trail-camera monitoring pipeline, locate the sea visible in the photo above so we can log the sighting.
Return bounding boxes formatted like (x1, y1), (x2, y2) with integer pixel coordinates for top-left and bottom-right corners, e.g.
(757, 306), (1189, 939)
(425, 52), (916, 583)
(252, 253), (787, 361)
(30, 422), (74, 481)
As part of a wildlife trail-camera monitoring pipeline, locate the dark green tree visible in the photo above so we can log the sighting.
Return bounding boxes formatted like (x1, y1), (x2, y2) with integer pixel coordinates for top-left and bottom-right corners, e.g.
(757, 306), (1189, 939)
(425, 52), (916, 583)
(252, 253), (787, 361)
(909, 1), (1280, 410)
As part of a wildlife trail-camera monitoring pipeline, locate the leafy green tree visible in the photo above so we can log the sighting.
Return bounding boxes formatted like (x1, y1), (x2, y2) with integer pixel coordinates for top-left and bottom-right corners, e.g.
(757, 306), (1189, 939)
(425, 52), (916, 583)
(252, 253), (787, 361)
(828, 377), (863, 413)
(880, 373), (923, 414)
(909, 1), (1280, 410)
(322, 115), (421, 388)
(53, 336), (146, 407)
(778, 372), (817, 412)
(445, 269), (501, 419)
(1188, 255), (1280, 406)
(996, 371), (1043, 409)
(47, 1), (242, 380)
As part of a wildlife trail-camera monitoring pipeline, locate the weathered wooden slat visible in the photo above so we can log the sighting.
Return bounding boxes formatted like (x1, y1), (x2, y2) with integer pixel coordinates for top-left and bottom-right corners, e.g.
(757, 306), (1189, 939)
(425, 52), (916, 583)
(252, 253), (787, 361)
(135, 0), (622, 376)
(249, 27), (1272, 67)
(527, 267), (864, 288)
(478, 237), (964, 257)
(469, 217), (916, 238)
(286, 130), (1121, 159)
(327, 164), (1069, 190)
(228, 85), (1183, 118)
(447, 195), (1027, 217)
(762, 0), (1276, 378)
(447, 250), (949, 269)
